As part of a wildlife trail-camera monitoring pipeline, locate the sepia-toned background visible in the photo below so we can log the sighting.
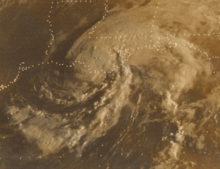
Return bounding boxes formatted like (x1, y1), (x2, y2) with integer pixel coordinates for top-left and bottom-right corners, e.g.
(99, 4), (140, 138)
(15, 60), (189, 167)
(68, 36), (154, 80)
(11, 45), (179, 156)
(0, 0), (220, 168)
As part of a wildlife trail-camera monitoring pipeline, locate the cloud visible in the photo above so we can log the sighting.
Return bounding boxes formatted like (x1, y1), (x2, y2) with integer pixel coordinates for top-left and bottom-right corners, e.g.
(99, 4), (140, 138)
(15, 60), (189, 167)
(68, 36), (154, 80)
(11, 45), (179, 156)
(6, 105), (83, 156)
(0, 0), (36, 10)
(5, 66), (132, 156)
(44, 31), (69, 62)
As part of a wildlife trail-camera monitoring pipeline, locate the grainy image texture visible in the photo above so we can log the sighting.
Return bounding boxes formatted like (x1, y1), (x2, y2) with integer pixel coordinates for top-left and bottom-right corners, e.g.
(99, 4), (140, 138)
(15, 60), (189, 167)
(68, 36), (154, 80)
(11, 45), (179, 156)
(0, 0), (220, 169)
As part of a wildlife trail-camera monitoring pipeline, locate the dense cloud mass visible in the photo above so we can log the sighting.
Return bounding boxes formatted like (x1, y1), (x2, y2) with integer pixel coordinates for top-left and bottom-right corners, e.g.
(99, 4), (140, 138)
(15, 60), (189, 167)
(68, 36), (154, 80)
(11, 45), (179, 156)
(1, 0), (220, 169)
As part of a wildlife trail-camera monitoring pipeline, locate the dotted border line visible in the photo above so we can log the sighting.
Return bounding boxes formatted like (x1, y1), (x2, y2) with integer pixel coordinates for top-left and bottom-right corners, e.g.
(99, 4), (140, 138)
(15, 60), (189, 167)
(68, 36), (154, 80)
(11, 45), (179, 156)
(0, 1), (220, 163)
(45, 0), (109, 55)
(1, 0), (219, 92)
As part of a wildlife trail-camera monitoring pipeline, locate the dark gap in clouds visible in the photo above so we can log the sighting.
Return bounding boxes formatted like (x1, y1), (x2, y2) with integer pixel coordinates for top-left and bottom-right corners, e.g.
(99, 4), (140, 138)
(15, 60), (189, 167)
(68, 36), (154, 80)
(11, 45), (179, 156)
(49, 26), (101, 64)
(49, 2), (107, 62)
(181, 88), (207, 104)
(140, 0), (151, 7)
(125, 2), (134, 9)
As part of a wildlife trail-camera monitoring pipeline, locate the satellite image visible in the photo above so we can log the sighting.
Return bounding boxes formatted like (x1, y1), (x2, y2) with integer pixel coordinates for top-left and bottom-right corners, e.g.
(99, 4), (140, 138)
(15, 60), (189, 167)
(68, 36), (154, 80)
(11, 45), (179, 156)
(0, 0), (220, 168)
